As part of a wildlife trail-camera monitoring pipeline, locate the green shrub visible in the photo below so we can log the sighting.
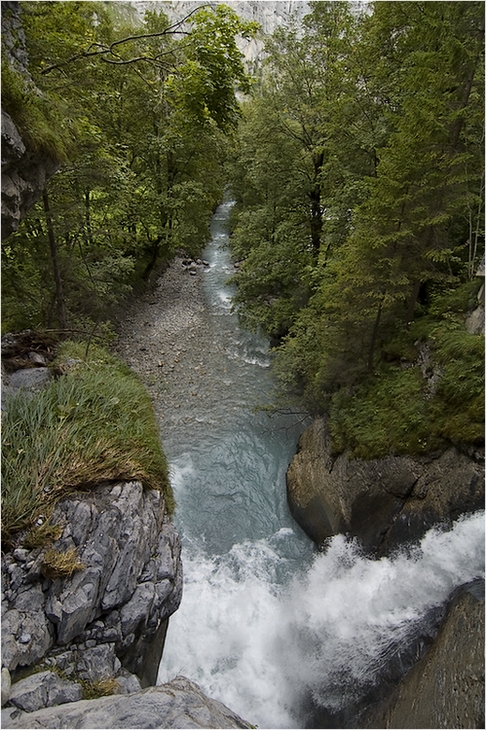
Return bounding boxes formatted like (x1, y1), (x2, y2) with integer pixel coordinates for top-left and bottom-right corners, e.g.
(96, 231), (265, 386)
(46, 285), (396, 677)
(430, 327), (485, 444)
(328, 324), (484, 459)
(329, 366), (435, 459)
(2, 341), (173, 545)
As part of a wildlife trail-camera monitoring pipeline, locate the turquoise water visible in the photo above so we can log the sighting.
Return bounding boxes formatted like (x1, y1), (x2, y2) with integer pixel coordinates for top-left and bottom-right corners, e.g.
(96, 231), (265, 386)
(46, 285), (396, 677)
(157, 203), (485, 729)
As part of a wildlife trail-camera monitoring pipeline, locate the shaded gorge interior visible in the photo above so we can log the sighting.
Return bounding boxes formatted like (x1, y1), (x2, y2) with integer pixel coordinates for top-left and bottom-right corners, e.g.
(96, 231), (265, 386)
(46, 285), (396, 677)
(155, 203), (485, 729)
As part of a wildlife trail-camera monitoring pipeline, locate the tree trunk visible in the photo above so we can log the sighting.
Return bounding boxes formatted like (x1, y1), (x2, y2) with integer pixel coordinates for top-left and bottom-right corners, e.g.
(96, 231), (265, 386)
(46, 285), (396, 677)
(368, 301), (382, 372)
(404, 279), (422, 324)
(84, 189), (93, 247)
(42, 190), (67, 332)
(142, 235), (163, 281)
(309, 150), (324, 253)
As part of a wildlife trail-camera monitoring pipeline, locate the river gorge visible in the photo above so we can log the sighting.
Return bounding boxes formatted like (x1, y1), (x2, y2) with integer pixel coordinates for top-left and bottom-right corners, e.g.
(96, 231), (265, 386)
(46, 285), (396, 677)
(2, 0), (484, 725)
(115, 201), (485, 729)
(1, 200), (483, 730)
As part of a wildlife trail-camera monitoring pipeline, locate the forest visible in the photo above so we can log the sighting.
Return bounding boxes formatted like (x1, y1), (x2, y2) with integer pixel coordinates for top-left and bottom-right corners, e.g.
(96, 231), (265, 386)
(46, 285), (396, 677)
(2, 0), (484, 459)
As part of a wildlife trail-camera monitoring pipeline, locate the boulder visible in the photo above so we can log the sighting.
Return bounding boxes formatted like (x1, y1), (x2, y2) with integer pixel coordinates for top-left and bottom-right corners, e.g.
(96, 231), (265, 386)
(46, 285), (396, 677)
(2, 481), (182, 690)
(1, 676), (252, 729)
(361, 584), (485, 729)
(286, 417), (484, 553)
(5, 367), (51, 392)
(1, 669), (12, 707)
(7, 671), (82, 713)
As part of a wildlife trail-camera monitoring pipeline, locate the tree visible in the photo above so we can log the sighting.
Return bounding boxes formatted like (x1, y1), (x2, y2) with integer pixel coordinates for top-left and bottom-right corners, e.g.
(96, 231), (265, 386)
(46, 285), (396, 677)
(229, 1), (368, 341)
(2, 1), (257, 333)
(230, 1), (484, 454)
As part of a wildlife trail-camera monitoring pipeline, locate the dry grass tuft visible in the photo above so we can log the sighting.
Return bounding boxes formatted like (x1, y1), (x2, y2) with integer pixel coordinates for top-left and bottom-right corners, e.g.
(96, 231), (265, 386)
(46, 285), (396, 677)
(82, 677), (120, 699)
(41, 547), (85, 580)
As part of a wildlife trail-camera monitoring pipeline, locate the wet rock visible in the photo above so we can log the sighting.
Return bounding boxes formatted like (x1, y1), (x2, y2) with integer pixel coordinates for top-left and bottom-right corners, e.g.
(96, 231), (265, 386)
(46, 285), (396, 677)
(361, 586), (485, 729)
(1, 676), (253, 729)
(286, 417), (484, 553)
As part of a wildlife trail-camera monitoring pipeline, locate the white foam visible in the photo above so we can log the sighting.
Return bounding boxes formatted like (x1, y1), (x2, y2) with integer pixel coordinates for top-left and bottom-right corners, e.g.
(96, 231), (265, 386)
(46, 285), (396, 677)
(158, 511), (484, 728)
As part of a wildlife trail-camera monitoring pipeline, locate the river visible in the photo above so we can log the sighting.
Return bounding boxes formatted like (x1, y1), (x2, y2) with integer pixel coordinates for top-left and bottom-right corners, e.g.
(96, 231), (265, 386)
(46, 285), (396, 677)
(119, 202), (484, 729)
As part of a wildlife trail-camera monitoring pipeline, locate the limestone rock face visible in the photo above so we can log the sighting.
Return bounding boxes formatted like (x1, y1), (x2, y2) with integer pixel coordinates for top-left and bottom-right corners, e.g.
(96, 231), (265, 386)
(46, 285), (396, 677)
(1, 2), (60, 240)
(286, 417), (484, 553)
(1, 110), (60, 240)
(361, 586), (485, 729)
(7, 671), (83, 713)
(1, 482), (182, 691)
(1, 676), (252, 729)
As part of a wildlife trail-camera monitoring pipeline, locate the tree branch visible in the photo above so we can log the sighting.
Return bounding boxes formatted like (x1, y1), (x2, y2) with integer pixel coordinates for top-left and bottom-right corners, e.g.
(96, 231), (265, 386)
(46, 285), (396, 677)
(40, 4), (211, 76)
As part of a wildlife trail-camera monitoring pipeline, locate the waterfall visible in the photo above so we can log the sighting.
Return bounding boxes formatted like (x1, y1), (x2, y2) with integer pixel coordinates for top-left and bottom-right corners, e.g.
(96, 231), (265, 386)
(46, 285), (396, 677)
(157, 202), (485, 729)
(158, 512), (484, 728)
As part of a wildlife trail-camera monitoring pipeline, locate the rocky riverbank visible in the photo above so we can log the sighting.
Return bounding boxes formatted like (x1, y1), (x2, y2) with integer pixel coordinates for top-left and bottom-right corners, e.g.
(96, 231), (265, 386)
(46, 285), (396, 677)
(1, 256), (254, 728)
(286, 416), (484, 555)
(114, 256), (219, 442)
(286, 416), (484, 727)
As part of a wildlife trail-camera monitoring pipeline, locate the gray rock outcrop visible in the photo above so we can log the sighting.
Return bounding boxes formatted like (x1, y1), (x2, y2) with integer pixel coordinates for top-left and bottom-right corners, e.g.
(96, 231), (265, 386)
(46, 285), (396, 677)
(1, 110), (60, 240)
(1, 675), (252, 729)
(286, 417), (484, 553)
(7, 671), (83, 713)
(2, 481), (182, 707)
(1, 3), (60, 240)
(361, 585), (485, 729)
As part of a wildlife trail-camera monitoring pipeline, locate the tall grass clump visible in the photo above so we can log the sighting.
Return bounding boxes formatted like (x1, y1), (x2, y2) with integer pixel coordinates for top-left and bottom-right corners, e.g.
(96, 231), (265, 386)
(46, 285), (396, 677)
(2, 342), (173, 546)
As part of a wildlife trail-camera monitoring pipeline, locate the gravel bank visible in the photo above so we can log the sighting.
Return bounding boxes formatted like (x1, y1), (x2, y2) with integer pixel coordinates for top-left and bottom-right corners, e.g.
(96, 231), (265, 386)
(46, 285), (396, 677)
(113, 256), (223, 443)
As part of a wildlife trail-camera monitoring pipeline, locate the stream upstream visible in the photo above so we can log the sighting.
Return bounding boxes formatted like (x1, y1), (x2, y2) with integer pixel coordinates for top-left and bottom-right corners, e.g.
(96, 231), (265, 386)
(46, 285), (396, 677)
(116, 202), (485, 729)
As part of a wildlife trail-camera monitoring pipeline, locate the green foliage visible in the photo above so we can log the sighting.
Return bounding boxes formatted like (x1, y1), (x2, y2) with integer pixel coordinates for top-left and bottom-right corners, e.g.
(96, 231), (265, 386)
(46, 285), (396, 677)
(23, 520), (63, 550)
(329, 367), (432, 459)
(167, 5), (258, 131)
(1, 342), (172, 545)
(1, 51), (73, 160)
(328, 322), (484, 458)
(3, 1), (255, 332)
(230, 1), (484, 456)
(430, 326), (485, 443)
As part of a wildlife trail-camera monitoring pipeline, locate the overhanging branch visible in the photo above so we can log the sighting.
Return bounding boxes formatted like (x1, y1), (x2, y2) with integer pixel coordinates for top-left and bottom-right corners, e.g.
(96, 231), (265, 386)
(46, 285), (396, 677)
(40, 4), (211, 76)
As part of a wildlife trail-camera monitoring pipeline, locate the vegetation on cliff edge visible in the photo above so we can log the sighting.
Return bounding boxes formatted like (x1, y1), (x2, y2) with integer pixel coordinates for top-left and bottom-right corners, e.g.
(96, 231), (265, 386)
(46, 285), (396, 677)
(2, 341), (173, 546)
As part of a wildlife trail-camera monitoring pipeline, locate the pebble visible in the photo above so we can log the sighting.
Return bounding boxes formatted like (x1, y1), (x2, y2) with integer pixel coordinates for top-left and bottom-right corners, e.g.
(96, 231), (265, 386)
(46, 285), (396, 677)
(13, 549), (29, 563)
(113, 254), (227, 444)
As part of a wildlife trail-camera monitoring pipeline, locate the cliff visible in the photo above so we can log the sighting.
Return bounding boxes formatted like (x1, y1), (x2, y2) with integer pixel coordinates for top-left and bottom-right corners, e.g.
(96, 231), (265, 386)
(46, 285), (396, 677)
(286, 418), (484, 726)
(1, 480), (182, 699)
(1, 334), (252, 728)
(1, 109), (59, 241)
(362, 583), (485, 729)
(1, 2), (60, 240)
(287, 416), (484, 555)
